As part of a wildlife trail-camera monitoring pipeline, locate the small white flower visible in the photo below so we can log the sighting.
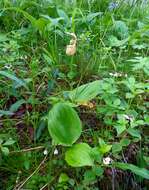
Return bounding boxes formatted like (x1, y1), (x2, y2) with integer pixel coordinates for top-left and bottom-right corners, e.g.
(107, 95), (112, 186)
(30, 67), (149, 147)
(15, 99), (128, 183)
(54, 148), (58, 155)
(43, 149), (48, 155)
(4, 65), (12, 69)
(103, 157), (112, 165)
(109, 73), (114, 76)
(124, 114), (134, 122)
(109, 72), (122, 77)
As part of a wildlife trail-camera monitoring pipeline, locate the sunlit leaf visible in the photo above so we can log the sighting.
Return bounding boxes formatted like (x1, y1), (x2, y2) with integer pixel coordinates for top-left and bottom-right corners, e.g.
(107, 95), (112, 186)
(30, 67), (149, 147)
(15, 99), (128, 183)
(48, 103), (82, 146)
(67, 80), (102, 103)
(3, 139), (15, 146)
(65, 143), (94, 167)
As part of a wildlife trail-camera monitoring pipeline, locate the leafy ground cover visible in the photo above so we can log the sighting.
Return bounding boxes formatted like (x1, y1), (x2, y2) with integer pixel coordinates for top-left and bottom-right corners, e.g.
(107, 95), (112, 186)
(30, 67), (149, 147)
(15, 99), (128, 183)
(0, 0), (149, 189)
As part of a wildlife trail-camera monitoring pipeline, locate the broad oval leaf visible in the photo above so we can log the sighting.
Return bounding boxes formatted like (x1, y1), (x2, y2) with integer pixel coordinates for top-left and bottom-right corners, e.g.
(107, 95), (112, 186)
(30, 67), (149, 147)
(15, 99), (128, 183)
(48, 103), (82, 146)
(67, 80), (102, 103)
(65, 143), (94, 167)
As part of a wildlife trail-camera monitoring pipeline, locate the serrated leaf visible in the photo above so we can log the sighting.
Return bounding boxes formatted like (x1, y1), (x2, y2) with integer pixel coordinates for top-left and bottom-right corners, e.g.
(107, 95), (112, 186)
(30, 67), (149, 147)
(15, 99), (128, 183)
(65, 143), (94, 167)
(48, 103), (82, 146)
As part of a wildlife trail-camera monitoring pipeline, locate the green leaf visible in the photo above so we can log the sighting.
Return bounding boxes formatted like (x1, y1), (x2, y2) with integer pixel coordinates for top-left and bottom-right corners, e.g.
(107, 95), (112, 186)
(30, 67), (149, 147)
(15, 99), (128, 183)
(57, 9), (69, 24)
(3, 138), (15, 146)
(0, 110), (13, 117)
(114, 162), (149, 179)
(108, 35), (128, 47)
(92, 166), (104, 177)
(65, 143), (94, 167)
(120, 138), (131, 147)
(67, 80), (102, 103)
(48, 103), (82, 146)
(113, 20), (129, 39)
(90, 147), (102, 163)
(0, 71), (27, 89)
(4, 7), (36, 26)
(114, 115), (127, 135)
(34, 120), (47, 141)
(98, 138), (112, 154)
(58, 173), (69, 183)
(126, 92), (134, 99)
(114, 124), (126, 135)
(1, 147), (9, 156)
(0, 138), (3, 144)
(35, 18), (47, 32)
(9, 99), (26, 112)
(112, 143), (122, 153)
(99, 145), (112, 154)
(84, 170), (96, 183)
(0, 33), (9, 42)
(127, 128), (141, 139)
(86, 12), (102, 22)
(98, 137), (106, 146)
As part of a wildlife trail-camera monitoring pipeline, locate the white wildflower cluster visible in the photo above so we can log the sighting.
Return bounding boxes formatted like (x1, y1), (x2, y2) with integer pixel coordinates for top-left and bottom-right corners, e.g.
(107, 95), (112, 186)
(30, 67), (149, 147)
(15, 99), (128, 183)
(109, 72), (127, 78)
(43, 148), (59, 156)
(20, 55), (28, 60)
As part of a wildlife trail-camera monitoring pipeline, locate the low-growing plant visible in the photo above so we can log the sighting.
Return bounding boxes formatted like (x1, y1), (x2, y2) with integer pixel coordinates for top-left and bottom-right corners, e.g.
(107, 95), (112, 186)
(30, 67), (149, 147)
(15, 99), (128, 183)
(0, 0), (149, 189)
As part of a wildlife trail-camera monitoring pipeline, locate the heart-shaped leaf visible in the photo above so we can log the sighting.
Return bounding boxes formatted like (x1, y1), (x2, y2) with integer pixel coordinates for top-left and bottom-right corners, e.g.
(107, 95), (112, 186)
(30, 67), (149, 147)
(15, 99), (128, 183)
(65, 143), (94, 167)
(48, 103), (82, 146)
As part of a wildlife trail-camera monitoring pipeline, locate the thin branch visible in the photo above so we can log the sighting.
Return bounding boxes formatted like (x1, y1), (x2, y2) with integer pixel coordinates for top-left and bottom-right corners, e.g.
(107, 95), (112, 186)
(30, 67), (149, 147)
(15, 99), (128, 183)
(10, 146), (44, 154)
(14, 155), (47, 190)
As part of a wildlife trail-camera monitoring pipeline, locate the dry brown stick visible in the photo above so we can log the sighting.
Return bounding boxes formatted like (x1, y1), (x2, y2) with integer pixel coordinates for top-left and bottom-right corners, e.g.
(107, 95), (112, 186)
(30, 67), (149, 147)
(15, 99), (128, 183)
(10, 146), (44, 154)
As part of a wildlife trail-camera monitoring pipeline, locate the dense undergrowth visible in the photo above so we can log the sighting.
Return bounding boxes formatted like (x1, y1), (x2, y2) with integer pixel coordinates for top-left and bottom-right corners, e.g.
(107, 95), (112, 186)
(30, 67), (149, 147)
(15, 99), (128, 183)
(0, 0), (149, 189)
